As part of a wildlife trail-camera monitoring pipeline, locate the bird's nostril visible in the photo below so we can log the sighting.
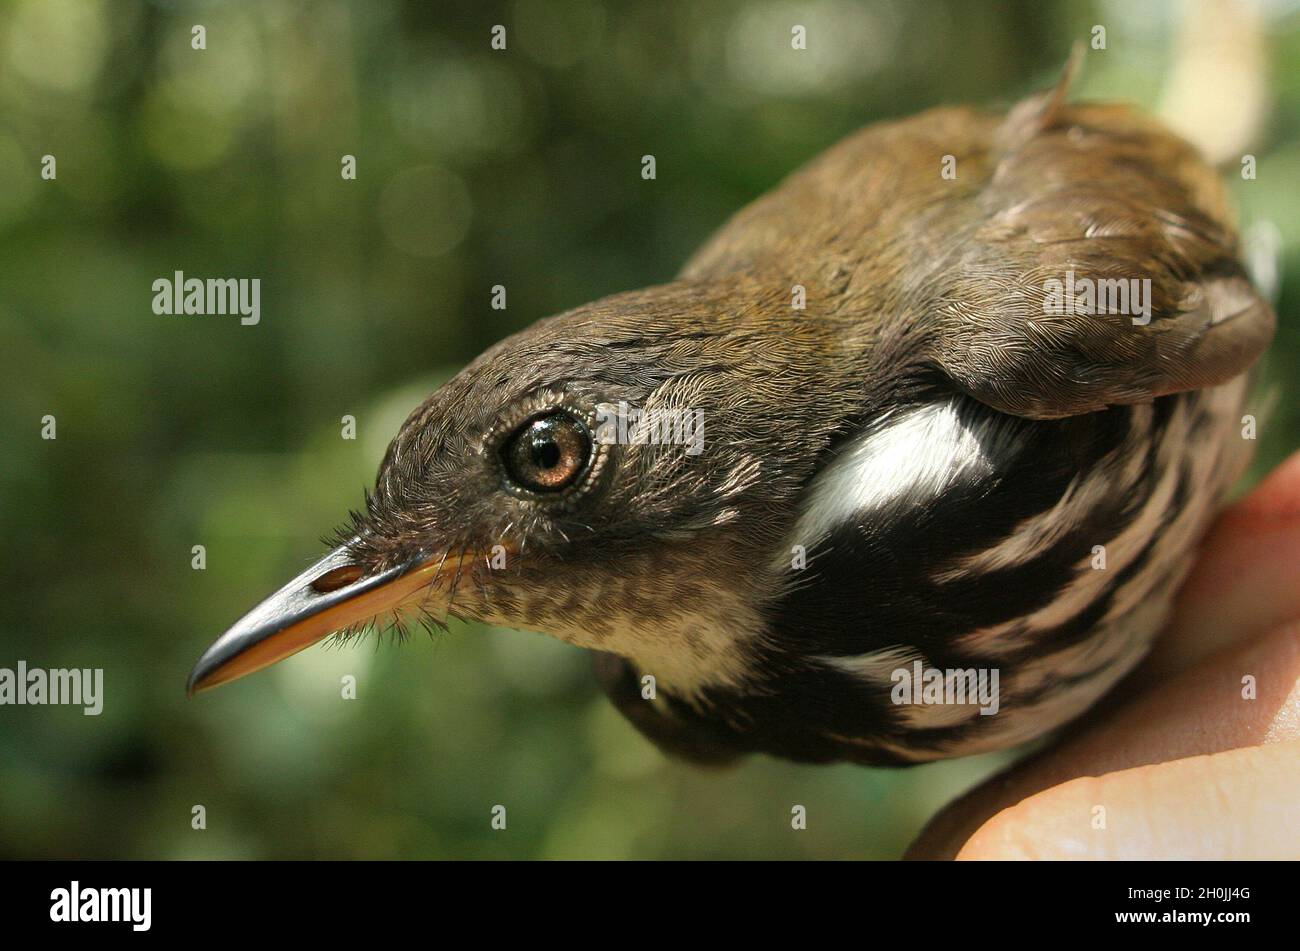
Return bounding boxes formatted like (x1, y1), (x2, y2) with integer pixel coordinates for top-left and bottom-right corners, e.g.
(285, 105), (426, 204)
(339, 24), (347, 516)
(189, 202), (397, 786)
(311, 564), (365, 593)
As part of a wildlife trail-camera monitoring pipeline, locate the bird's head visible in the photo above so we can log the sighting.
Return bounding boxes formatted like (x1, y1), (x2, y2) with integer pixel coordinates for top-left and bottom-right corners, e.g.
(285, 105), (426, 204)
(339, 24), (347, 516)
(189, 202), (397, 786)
(187, 276), (865, 761)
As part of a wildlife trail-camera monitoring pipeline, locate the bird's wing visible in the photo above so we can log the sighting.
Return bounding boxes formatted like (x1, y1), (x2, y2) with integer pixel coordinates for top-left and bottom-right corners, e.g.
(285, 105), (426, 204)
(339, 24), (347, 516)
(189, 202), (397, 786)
(922, 91), (1275, 420)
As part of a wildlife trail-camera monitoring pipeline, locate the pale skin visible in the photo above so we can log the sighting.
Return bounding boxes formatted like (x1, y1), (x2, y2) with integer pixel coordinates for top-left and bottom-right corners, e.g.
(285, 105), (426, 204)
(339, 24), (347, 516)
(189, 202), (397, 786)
(908, 450), (1300, 860)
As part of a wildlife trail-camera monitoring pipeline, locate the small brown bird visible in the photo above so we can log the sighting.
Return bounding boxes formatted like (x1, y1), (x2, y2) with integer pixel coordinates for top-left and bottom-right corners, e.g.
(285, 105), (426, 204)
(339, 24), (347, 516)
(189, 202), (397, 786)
(188, 60), (1273, 766)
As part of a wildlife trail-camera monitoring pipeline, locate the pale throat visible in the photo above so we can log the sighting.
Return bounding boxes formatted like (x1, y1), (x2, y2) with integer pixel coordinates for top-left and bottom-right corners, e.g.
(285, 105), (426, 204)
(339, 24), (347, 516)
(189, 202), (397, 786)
(469, 580), (767, 701)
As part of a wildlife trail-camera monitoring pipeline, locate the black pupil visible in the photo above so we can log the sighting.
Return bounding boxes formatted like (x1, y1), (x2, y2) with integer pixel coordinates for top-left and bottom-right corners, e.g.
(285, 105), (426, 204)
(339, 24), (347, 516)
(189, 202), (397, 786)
(532, 434), (561, 469)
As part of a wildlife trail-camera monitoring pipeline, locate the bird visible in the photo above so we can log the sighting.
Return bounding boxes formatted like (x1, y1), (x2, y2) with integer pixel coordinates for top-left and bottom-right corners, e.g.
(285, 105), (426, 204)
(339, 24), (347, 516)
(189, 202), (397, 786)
(187, 57), (1274, 767)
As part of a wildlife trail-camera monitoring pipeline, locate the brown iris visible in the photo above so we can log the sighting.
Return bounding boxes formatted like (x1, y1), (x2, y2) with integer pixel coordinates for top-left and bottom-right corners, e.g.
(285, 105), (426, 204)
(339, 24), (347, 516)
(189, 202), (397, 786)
(503, 412), (591, 493)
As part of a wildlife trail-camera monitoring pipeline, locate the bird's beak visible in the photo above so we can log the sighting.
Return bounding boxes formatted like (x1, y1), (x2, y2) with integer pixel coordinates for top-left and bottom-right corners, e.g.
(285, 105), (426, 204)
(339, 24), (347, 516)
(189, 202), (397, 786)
(186, 542), (467, 696)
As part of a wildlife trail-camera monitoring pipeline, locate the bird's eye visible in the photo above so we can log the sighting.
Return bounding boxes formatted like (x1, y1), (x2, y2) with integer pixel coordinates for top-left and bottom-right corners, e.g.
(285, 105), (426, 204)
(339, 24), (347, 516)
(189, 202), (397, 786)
(502, 411), (592, 493)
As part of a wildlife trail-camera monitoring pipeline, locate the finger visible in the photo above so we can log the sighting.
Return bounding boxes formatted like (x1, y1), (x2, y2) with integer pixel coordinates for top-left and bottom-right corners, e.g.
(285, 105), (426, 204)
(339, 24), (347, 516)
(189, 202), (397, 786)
(955, 740), (1300, 859)
(908, 618), (1300, 859)
(1147, 448), (1300, 676)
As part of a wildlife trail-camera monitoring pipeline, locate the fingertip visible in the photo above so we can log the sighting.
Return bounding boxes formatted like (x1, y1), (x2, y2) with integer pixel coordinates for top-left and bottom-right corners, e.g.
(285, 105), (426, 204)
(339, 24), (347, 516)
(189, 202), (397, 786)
(956, 742), (1300, 860)
(956, 776), (1108, 860)
(1230, 449), (1300, 522)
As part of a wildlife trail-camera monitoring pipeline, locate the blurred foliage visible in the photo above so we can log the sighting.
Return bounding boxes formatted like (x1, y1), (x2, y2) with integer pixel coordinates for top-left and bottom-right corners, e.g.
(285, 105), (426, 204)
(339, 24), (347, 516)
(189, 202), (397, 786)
(0, 0), (1296, 859)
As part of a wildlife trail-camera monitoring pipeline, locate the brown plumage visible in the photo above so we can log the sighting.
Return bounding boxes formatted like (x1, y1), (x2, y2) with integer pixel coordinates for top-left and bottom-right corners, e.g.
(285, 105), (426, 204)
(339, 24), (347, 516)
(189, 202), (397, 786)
(189, 61), (1273, 767)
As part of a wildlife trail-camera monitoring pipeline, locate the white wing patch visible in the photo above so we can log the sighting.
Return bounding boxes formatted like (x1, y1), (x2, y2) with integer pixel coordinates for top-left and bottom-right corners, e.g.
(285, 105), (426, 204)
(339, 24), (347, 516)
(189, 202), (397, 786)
(775, 399), (1024, 569)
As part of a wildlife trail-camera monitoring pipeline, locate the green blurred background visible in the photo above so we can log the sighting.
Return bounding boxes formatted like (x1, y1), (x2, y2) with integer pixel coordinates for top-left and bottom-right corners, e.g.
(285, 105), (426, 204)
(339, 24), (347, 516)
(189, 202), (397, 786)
(1, 0), (1296, 859)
